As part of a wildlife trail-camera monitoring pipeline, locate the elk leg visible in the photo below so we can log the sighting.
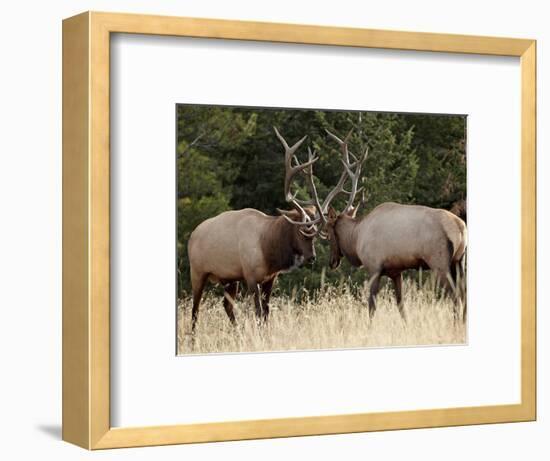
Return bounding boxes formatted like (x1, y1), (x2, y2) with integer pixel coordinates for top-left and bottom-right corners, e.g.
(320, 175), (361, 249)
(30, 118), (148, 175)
(368, 272), (381, 319)
(450, 261), (458, 287)
(434, 268), (459, 320)
(261, 277), (276, 322)
(223, 282), (239, 326)
(190, 271), (207, 334)
(247, 281), (264, 322)
(457, 259), (467, 323)
(390, 273), (406, 320)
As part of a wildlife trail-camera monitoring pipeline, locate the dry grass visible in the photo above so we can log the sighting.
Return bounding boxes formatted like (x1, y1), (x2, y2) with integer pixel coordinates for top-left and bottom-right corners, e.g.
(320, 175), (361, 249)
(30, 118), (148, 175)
(177, 279), (466, 355)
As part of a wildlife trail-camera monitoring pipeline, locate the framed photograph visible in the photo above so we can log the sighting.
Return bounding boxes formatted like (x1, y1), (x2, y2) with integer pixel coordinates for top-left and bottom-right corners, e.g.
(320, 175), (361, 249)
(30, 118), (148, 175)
(62, 11), (536, 449)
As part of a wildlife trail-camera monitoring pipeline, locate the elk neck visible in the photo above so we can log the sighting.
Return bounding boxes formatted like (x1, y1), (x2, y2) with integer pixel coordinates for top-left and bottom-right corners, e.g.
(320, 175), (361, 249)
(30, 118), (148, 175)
(260, 216), (298, 273)
(335, 215), (362, 267)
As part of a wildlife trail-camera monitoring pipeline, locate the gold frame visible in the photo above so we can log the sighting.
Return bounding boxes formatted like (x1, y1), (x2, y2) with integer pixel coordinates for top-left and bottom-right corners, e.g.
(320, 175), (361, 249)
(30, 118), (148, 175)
(62, 11), (537, 449)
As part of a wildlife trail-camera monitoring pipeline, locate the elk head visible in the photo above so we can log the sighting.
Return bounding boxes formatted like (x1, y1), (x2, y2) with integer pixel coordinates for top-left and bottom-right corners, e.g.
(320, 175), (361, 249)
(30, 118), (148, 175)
(273, 127), (368, 269)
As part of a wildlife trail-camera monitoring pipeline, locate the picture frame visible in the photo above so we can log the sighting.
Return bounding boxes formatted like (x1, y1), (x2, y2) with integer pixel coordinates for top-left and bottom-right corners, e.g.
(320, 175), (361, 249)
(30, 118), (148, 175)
(62, 11), (536, 449)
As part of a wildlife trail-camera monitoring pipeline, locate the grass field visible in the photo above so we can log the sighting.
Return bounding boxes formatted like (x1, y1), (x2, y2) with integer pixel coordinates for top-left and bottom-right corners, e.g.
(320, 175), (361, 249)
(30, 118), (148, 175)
(177, 278), (466, 355)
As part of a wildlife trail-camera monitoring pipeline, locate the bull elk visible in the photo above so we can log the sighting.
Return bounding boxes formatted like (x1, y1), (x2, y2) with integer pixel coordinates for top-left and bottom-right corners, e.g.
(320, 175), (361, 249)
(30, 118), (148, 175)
(307, 130), (468, 321)
(187, 128), (323, 332)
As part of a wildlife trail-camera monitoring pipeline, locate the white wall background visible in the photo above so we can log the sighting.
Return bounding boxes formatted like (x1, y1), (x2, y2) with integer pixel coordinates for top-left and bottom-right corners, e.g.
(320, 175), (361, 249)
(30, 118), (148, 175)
(0, 0), (547, 459)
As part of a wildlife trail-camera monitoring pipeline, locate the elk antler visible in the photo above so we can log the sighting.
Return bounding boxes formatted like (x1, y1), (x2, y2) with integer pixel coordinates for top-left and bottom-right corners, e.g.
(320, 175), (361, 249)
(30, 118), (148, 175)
(274, 127), (322, 237)
(298, 146), (343, 231)
(325, 129), (369, 213)
(274, 127), (369, 237)
(273, 127), (318, 202)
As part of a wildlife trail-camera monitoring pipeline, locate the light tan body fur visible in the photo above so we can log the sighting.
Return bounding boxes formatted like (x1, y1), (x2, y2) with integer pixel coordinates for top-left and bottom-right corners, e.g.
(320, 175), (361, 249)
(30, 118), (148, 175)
(190, 209), (278, 285)
(188, 208), (316, 330)
(329, 202), (467, 320)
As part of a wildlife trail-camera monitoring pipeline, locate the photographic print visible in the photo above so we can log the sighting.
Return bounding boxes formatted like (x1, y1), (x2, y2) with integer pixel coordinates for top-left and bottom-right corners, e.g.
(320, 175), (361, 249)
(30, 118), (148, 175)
(176, 105), (467, 355)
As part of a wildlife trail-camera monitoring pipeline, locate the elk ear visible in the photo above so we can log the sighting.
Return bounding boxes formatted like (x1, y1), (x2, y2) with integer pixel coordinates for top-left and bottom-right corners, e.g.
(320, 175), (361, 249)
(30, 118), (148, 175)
(328, 207), (338, 221)
(347, 206), (358, 218)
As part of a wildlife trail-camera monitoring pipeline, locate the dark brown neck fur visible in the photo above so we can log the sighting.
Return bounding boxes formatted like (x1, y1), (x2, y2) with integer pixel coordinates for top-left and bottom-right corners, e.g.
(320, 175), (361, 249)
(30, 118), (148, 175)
(260, 216), (297, 273)
(335, 215), (362, 267)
